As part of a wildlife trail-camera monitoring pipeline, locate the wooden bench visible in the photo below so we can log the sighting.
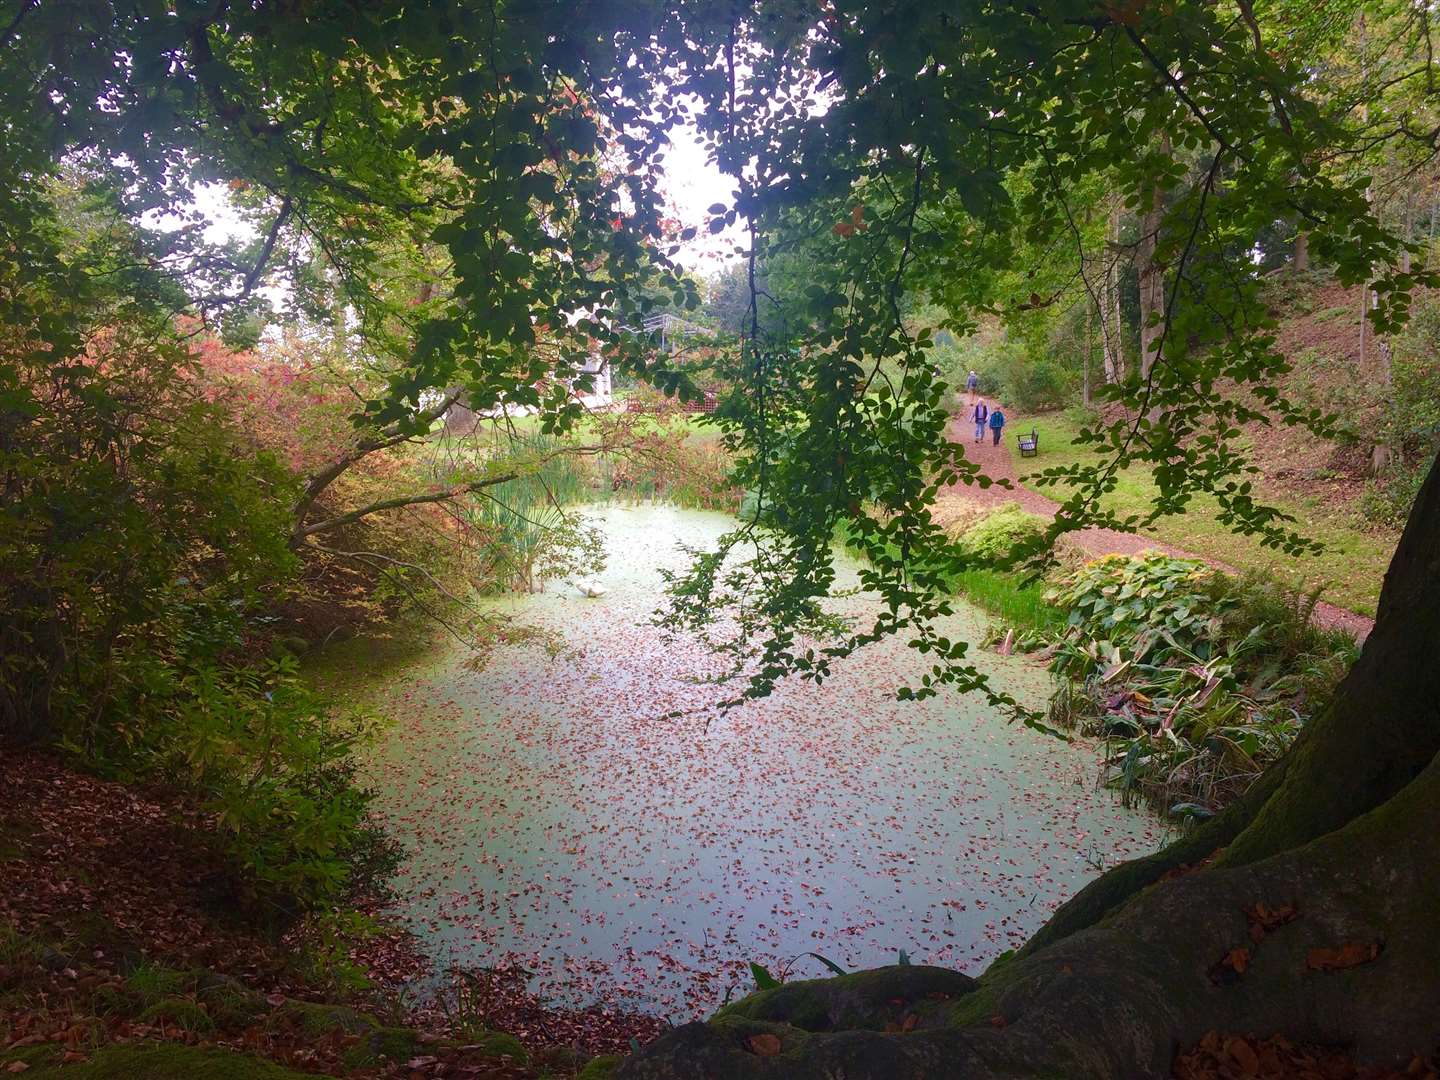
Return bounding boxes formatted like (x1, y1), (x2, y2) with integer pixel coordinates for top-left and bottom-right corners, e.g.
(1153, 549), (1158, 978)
(1017, 429), (1039, 457)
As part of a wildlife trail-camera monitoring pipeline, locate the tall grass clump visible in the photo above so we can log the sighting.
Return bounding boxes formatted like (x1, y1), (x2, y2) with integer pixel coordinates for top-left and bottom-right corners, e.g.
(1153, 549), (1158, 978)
(953, 568), (1066, 638)
(605, 432), (740, 511)
(464, 434), (606, 594)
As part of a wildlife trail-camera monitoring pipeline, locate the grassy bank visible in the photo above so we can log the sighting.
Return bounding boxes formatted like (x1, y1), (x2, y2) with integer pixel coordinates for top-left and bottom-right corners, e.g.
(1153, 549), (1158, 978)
(949, 567), (1066, 638)
(1006, 413), (1394, 616)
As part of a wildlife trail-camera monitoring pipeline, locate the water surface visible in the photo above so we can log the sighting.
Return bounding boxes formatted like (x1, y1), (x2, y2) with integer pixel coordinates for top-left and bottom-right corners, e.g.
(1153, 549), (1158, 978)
(365, 505), (1165, 1017)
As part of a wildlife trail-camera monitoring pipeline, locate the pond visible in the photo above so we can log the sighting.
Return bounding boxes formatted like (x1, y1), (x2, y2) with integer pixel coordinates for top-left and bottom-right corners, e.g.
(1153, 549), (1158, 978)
(363, 504), (1166, 1019)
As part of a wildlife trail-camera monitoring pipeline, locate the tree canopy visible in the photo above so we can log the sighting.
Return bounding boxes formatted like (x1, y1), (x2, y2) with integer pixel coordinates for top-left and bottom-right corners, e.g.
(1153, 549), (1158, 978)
(6, 0), (1440, 1074)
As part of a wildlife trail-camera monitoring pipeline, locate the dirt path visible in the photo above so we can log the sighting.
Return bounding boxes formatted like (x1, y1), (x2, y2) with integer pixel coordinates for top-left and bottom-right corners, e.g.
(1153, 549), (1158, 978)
(949, 398), (1374, 640)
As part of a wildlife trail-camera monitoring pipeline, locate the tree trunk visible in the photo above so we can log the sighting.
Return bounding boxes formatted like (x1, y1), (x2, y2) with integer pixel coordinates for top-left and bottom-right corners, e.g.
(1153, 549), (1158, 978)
(1370, 190), (1407, 466)
(1098, 202), (1124, 385)
(1359, 282), (1367, 366)
(620, 457), (1440, 1078)
(1136, 138), (1170, 380)
(1292, 229), (1309, 274)
(1401, 189), (1414, 275)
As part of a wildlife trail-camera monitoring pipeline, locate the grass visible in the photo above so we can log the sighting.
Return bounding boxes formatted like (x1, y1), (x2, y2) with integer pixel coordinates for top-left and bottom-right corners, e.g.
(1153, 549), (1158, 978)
(950, 567), (1067, 637)
(840, 511), (1068, 640)
(452, 403), (722, 444)
(1008, 413), (1393, 616)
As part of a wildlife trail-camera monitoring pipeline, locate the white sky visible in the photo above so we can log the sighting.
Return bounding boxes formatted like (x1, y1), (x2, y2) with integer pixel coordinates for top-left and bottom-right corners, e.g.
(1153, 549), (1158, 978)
(183, 123), (742, 293)
(657, 123), (745, 271)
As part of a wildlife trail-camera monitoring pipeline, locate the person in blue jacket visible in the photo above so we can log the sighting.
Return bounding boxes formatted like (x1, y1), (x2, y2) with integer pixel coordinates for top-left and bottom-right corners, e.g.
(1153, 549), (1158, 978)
(988, 406), (1006, 446)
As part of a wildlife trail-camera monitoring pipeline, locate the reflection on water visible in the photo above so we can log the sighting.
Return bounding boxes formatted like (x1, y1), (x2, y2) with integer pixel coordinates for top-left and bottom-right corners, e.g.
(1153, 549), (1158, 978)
(364, 504), (1165, 1017)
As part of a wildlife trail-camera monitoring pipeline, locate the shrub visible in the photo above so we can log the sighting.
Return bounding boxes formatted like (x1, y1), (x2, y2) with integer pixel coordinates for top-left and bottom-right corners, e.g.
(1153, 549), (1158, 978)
(973, 341), (1077, 412)
(606, 425), (740, 511)
(1043, 554), (1357, 816)
(0, 325), (300, 746)
(159, 660), (401, 916)
(953, 503), (1049, 568)
(0, 173), (403, 923)
(1045, 553), (1231, 678)
(1360, 453), (1435, 529)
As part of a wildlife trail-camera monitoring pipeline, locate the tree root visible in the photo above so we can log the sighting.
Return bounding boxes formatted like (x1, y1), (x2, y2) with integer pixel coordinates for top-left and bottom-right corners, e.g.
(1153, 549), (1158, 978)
(1022, 756), (1283, 956)
(619, 755), (1440, 1079)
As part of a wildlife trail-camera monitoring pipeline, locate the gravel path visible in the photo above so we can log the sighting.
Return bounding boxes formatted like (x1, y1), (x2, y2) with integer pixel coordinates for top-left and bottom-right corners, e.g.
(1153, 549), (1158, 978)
(949, 398), (1374, 641)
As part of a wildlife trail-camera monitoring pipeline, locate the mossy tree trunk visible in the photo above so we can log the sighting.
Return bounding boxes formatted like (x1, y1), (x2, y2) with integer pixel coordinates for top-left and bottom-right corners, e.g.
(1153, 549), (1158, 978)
(621, 457), (1440, 1079)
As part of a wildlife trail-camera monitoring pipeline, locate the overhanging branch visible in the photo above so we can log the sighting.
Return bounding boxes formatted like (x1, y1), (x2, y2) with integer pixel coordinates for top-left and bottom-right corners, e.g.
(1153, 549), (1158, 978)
(294, 473), (518, 542)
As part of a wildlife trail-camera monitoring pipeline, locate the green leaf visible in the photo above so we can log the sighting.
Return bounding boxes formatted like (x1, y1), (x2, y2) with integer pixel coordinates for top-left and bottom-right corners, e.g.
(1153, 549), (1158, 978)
(805, 952), (848, 977)
(750, 962), (781, 989)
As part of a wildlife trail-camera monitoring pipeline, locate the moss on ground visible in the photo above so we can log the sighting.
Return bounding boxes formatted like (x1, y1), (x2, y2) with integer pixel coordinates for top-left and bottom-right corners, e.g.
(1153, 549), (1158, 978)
(2, 1042), (313, 1079)
(0, 1044), (64, 1071)
(124, 965), (191, 1000)
(342, 1024), (423, 1067)
(137, 996), (216, 1034)
(0, 925), (46, 968)
(578, 1053), (623, 1080)
(51, 911), (145, 965)
(193, 974), (266, 1029)
(0, 815), (35, 861)
(0, 927), (530, 1077)
(465, 1030), (527, 1061)
(272, 998), (379, 1038)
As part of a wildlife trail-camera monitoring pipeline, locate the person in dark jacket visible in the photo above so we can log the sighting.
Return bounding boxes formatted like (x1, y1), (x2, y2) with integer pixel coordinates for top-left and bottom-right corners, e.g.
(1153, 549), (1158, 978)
(988, 407), (1006, 446)
(971, 400), (988, 442)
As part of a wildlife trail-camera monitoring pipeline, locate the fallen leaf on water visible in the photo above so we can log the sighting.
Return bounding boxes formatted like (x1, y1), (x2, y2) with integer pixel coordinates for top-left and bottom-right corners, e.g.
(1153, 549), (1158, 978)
(748, 1033), (782, 1056)
(1306, 941), (1381, 971)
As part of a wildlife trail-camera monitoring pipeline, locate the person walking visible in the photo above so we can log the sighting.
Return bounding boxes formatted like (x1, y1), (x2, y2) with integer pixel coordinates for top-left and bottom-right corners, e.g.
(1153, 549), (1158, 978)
(971, 399), (988, 443)
(988, 405), (1006, 446)
(965, 369), (980, 398)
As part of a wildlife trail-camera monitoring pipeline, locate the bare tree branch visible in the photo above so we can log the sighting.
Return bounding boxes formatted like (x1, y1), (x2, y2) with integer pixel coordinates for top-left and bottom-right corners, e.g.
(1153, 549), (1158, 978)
(295, 473), (519, 542)
(291, 388), (464, 533)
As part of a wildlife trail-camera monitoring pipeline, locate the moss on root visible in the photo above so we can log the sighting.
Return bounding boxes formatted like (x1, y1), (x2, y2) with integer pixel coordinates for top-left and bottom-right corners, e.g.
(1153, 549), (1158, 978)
(716, 965), (977, 1033)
